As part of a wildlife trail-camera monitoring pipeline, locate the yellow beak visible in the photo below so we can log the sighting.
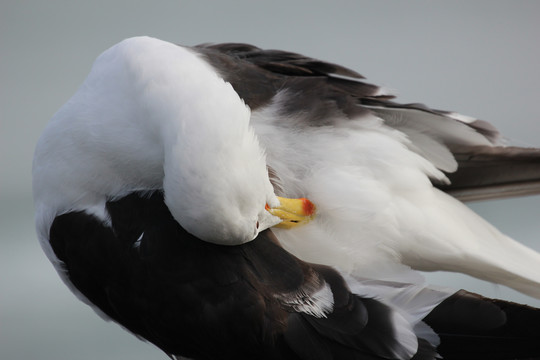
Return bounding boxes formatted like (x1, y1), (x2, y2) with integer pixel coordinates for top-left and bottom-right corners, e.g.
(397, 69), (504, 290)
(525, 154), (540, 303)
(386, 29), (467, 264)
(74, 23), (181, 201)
(266, 196), (316, 229)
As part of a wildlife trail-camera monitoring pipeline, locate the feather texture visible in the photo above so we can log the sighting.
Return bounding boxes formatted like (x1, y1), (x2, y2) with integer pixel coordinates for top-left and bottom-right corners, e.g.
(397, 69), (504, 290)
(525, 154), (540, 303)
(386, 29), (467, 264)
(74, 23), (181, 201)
(33, 37), (540, 359)
(195, 41), (540, 298)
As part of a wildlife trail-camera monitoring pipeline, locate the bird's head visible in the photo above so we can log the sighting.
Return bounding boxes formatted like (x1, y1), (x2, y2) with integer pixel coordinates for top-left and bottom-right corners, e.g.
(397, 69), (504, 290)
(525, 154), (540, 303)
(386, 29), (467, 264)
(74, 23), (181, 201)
(163, 132), (317, 246)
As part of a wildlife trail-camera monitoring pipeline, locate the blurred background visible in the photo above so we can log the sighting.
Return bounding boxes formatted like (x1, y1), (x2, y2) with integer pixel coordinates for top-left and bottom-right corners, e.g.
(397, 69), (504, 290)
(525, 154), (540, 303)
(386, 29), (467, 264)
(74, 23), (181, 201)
(2, 1), (540, 359)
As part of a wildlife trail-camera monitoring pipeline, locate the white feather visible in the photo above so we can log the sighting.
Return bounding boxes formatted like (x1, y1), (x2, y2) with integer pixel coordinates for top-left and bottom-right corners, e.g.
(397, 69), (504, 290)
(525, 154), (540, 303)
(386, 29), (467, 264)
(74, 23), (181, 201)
(284, 282), (335, 318)
(33, 36), (279, 262)
(34, 37), (540, 320)
(252, 92), (540, 299)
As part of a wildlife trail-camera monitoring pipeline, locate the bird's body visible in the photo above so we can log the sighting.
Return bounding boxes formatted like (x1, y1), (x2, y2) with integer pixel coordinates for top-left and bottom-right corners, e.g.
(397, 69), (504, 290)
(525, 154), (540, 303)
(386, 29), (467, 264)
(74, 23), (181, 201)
(196, 40), (540, 295)
(33, 37), (540, 359)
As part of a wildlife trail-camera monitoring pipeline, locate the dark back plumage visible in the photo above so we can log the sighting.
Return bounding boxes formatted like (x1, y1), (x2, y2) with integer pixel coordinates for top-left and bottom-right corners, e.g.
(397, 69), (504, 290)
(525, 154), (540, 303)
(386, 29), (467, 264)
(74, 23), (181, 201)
(195, 43), (540, 200)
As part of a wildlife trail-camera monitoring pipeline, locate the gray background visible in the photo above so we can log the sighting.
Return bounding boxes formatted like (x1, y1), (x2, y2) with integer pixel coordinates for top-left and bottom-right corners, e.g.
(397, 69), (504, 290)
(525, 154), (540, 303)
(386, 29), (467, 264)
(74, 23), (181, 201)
(2, 1), (540, 359)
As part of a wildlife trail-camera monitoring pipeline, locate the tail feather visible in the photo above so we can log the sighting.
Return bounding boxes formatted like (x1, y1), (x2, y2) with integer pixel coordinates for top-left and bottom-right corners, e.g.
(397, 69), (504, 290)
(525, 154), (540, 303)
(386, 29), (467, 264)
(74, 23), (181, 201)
(398, 190), (540, 300)
(439, 145), (540, 201)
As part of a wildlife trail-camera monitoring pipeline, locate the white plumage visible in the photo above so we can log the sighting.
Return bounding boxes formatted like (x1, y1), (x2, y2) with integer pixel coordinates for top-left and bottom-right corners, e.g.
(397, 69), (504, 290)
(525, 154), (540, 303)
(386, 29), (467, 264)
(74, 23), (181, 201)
(34, 37), (280, 250)
(32, 36), (540, 359)
(34, 36), (540, 296)
(249, 68), (540, 297)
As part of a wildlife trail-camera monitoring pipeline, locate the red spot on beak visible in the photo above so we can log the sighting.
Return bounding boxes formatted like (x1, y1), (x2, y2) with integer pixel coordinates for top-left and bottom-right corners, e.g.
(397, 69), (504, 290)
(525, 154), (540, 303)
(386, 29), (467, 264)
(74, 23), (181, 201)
(301, 198), (315, 216)
(265, 203), (270, 211)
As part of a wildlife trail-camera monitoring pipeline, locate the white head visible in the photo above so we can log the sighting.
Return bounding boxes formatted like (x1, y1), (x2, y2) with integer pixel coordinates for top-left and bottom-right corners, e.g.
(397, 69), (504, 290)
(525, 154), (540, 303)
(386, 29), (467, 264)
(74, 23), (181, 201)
(33, 37), (317, 251)
(33, 37), (282, 249)
(143, 39), (283, 245)
(161, 87), (283, 245)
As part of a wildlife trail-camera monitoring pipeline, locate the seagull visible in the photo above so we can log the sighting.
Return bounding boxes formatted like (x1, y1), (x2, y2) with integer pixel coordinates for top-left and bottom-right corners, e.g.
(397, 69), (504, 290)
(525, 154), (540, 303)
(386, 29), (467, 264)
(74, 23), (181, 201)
(33, 37), (540, 359)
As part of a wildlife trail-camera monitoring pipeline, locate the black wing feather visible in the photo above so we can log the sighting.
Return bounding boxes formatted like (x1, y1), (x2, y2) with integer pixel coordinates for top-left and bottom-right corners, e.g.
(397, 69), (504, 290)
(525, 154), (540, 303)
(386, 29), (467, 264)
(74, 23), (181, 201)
(49, 191), (425, 360)
(195, 43), (540, 201)
(423, 290), (540, 360)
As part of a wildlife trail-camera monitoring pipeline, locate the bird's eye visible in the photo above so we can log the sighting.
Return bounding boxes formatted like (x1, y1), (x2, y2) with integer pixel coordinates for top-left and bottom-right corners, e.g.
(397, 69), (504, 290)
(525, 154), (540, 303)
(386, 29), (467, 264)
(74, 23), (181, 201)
(256, 221), (259, 229)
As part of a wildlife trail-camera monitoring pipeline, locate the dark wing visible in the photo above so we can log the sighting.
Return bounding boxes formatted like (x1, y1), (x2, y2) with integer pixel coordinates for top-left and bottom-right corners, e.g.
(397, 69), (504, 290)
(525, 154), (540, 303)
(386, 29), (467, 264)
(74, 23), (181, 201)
(49, 190), (540, 360)
(194, 43), (540, 201)
(49, 191), (291, 359)
(194, 43), (385, 123)
(423, 289), (540, 360)
(49, 191), (432, 360)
